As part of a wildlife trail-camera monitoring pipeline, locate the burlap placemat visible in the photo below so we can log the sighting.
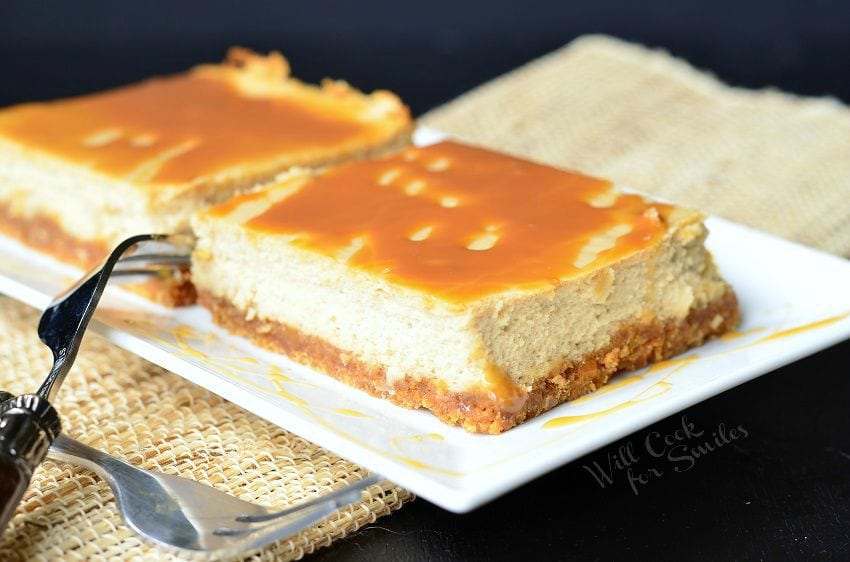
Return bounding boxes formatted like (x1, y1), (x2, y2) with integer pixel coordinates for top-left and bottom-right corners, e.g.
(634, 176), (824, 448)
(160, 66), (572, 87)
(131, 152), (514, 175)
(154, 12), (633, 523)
(423, 35), (850, 258)
(2, 33), (848, 561)
(0, 299), (412, 560)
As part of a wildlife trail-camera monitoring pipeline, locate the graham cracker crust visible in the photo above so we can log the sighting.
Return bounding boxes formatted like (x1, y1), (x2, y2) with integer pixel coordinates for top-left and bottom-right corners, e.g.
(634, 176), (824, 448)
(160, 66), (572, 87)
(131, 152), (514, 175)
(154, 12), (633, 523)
(0, 201), (196, 307)
(198, 289), (739, 434)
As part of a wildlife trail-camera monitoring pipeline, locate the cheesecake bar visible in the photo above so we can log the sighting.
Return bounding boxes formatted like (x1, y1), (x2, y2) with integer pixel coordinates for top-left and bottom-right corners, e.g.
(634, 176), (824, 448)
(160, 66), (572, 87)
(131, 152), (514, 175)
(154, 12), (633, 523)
(0, 47), (412, 305)
(191, 140), (738, 433)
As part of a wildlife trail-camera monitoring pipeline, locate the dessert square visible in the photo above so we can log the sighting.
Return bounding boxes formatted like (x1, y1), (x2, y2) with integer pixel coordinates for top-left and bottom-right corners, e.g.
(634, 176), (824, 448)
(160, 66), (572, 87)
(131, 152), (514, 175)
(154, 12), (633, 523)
(0, 47), (412, 304)
(191, 140), (738, 433)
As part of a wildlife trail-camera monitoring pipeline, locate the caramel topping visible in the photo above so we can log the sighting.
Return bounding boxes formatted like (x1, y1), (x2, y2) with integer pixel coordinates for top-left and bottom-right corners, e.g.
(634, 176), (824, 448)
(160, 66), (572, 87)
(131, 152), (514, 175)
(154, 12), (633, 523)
(233, 141), (671, 302)
(0, 73), (392, 185)
(483, 358), (528, 411)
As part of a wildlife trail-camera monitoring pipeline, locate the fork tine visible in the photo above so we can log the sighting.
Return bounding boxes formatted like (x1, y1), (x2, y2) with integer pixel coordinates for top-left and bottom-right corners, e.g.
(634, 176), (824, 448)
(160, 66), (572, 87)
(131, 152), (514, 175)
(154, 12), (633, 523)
(116, 253), (191, 265)
(35, 234), (191, 401)
(206, 475), (385, 557)
(36, 234), (161, 400)
(232, 474), (383, 525)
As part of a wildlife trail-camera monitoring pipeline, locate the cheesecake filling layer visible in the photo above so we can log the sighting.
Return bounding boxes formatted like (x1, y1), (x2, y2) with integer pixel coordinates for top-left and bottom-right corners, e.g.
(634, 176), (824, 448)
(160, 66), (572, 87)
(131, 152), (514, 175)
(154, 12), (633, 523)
(196, 288), (738, 434)
(191, 205), (729, 395)
(191, 140), (738, 432)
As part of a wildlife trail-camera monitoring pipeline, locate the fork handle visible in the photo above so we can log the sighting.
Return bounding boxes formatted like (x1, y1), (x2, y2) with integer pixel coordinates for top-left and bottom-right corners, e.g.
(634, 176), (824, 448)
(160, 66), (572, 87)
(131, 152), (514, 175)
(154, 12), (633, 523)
(0, 455), (29, 536)
(0, 393), (61, 535)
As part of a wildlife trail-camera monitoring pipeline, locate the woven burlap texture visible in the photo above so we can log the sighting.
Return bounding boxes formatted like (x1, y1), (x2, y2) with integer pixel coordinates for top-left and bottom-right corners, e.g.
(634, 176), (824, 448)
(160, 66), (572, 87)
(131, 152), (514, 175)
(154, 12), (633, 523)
(0, 298), (412, 561)
(423, 35), (850, 258)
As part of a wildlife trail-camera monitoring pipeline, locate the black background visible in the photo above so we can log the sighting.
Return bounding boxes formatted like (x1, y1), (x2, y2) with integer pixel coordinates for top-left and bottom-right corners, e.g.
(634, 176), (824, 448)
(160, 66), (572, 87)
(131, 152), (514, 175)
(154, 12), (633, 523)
(2, 0), (850, 113)
(2, 1), (849, 560)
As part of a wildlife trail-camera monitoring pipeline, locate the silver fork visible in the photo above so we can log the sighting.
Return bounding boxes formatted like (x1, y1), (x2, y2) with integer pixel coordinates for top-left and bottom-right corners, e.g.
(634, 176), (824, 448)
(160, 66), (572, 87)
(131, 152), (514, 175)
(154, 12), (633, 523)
(0, 234), (387, 555)
(1, 234), (179, 532)
(48, 433), (382, 557)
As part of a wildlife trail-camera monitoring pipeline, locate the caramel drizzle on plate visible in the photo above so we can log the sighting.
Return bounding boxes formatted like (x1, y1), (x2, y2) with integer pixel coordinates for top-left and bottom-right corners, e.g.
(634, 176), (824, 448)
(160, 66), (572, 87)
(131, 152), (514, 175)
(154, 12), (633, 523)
(0, 74), (375, 184)
(243, 141), (672, 302)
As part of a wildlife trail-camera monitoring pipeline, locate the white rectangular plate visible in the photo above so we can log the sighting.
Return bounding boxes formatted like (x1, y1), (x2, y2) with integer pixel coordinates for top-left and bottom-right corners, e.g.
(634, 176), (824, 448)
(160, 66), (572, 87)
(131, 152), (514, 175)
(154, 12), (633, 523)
(2, 145), (849, 513)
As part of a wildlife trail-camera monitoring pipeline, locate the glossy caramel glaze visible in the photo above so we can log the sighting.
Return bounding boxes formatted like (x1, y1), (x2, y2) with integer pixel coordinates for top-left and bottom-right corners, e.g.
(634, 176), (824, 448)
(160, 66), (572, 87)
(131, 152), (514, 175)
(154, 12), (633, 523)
(231, 141), (673, 302)
(0, 72), (399, 185)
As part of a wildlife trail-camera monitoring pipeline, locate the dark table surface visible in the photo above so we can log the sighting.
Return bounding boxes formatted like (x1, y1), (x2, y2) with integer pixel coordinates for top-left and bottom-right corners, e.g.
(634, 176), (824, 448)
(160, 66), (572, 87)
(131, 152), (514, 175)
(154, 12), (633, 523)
(2, 1), (849, 560)
(313, 339), (850, 562)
